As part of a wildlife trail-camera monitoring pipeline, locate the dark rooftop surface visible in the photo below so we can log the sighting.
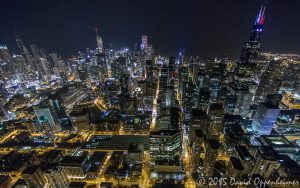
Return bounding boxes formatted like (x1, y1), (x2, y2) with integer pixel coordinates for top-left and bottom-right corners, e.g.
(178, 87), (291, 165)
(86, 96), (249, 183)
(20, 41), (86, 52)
(84, 135), (149, 150)
(279, 155), (300, 177)
(191, 109), (207, 118)
(150, 130), (179, 136)
(230, 157), (244, 171)
(194, 129), (203, 138)
(261, 102), (280, 109)
(42, 163), (60, 172)
(235, 145), (255, 161)
(60, 156), (87, 166)
(69, 182), (87, 188)
(260, 146), (281, 161)
(23, 165), (39, 175)
(208, 139), (220, 150)
(40, 149), (62, 161)
(0, 151), (34, 172)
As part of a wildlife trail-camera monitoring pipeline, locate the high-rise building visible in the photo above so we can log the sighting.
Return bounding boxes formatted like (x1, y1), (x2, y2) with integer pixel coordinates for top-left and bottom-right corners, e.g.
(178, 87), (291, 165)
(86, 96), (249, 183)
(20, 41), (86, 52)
(69, 109), (90, 132)
(198, 87), (210, 112)
(95, 28), (104, 54)
(255, 60), (283, 102)
(149, 130), (182, 162)
(160, 67), (170, 87)
(30, 44), (40, 59)
(78, 66), (89, 82)
(234, 145), (255, 175)
(251, 146), (281, 179)
(239, 1), (267, 66)
(234, 1), (268, 106)
(39, 57), (51, 80)
(168, 56), (176, 77)
(146, 60), (154, 83)
(227, 157), (245, 178)
(182, 81), (195, 118)
(15, 33), (33, 66)
(203, 139), (220, 177)
(208, 103), (225, 140)
(149, 130), (183, 180)
(34, 105), (61, 139)
(127, 143), (144, 167)
(141, 35), (148, 50)
(59, 154), (89, 178)
(120, 74), (130, 97)
(43, 163), (69, 188)
(22, 166), (47, 188)
(234, 91), (253, 118)
(111, 57), (127, 79)
(208, 74), (221, 103)
(224, 94), (238, 114)
(252, 102), (280, 135)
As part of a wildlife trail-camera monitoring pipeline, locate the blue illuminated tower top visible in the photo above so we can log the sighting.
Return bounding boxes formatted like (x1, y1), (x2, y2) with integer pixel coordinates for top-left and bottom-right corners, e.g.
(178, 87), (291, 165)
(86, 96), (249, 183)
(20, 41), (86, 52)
(249, 0), (267, 43)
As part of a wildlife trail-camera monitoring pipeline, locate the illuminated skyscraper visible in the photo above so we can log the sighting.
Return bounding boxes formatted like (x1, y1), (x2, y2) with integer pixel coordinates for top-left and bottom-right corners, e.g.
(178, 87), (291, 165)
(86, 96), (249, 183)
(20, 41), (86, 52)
(149, 130), (183, 180)
(95, 28), (104, 54)
(255, 60), (283, 102)
(141, 35), (148, 50)
(234, 91), (253, 118)
(252, 102), (280, 135)
(168, 56), (176, 76)
(15, 33), (32, 63)
(34, 105), (61, 140)
(146, 60), (154, 83)
(251, 146), (281, 179)
(204, 139), (220, 177)
(240, 1), (267, 66)
(22, 166), (47, 188)
(43, 163), (69, 188)
(39, 57), (51, 80)
(235, 0), (268, 96)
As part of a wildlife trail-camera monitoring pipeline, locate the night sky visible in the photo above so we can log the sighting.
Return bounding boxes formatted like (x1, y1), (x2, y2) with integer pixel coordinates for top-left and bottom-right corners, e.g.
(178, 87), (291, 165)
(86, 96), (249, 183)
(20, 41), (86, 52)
(0, 0), (300, 58)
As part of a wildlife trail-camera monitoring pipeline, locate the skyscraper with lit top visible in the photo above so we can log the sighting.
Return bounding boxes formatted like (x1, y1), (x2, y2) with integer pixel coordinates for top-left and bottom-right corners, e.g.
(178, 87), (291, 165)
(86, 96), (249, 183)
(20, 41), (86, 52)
(95, 28), (104, 54)
(236, 1), (267, 82)
(240, 1), (267, 66)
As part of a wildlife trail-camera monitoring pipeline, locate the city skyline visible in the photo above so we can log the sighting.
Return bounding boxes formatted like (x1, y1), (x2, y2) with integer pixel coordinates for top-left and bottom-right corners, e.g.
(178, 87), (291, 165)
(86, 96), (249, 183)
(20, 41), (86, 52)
(0, 0), (300, 187)
(1, 0), (300, 57)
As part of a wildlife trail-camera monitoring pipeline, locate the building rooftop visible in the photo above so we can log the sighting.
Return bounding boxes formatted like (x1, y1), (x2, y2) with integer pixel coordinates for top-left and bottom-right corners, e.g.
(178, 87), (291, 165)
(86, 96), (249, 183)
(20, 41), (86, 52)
(191, 109), (207, 118)
(260, 146), (281, 161)
(208, 139), (220, 150)
(42, 163), (60, 173)
(235, 145), (255, 161)
(150, 130), (179, 137)
(258, 135), (293, 147)
(261, 102), (280, 109)
(128, 143), (144, 153)
(194, 129), (203, 138)
(279, 155), (300, 177)
(230, 157), (244, 171)
(40, 149), (62, 162)
(22, 165), (39, 175)
(84, 135), (149, 150)
(60, 156), (87, 166)
(69, 182), (87, 188)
